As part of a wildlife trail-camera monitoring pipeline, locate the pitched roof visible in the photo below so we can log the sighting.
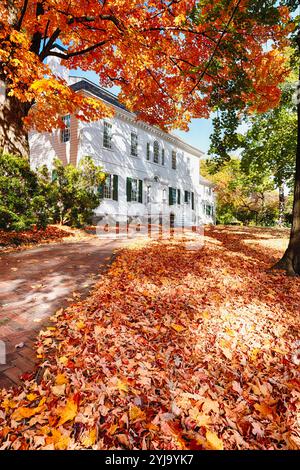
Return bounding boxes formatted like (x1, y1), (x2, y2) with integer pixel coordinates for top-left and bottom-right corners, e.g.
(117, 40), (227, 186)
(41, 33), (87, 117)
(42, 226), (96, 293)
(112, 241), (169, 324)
(70, 79), (128, 112)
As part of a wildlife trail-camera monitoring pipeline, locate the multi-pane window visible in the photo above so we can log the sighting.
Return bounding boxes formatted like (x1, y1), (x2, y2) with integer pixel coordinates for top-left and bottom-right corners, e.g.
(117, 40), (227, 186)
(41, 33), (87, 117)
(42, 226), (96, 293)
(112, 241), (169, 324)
(98, 174), (118, 201)
(103, 175), (112, 199)
(131, 179), (138, 202)
(169, 187), (177, 206)
(131, 132), (138, 156)
(61, 114), (71, 143)
(184, 190), (191, 204)
(103, 121), (112, 149)
(206, 204), (213, 216)
(146, 142), (150, 160)
(172, 150), (177, 169)
(161, 148), (165, 166)
(127, 178), (143, 203)
(153, 141), (159, 164)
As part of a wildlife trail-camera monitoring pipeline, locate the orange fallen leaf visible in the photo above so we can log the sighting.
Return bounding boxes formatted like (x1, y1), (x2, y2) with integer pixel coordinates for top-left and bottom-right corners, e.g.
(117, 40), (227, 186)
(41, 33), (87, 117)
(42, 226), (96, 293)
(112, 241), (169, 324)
(205, 430), (224, 450)
(171, 324), (185, 333)
(129, 405), (146, 422)
(57, 398), (78, 425)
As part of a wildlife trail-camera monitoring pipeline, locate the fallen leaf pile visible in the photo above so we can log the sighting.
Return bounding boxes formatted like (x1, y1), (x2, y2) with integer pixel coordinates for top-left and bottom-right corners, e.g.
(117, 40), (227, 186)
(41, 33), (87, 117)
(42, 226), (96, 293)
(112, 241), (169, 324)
(0, 226), (299, 450)
(0, 225), (72, 251)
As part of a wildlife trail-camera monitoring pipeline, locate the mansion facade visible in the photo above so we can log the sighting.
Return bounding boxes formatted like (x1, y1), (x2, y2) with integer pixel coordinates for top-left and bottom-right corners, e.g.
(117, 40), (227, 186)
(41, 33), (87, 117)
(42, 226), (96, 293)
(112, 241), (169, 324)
(29, 74), (215, 230)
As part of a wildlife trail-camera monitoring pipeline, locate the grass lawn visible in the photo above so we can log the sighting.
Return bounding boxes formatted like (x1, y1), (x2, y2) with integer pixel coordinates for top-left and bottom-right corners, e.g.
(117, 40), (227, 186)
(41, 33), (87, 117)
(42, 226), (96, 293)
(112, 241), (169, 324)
(0, 226), (299, 450)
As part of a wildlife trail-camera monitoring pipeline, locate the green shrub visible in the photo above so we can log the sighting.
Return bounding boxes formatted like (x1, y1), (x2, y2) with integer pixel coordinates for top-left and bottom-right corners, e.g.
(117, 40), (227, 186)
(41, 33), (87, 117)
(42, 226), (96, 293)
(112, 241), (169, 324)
(47, 156), (105, 228)
(0, 151), (51, 231)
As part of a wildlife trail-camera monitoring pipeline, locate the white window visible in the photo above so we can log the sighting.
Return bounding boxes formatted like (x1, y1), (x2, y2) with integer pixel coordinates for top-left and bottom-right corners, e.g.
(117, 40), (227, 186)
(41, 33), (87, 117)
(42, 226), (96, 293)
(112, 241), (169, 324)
(131, 179), (139, 202)
(153, 141), (159, 164)
(172, 150), (177, 169)
(61, 114), (70, 143)
(103, 175), (112, 199)
(184, 190), (191, 204)
(147, 185), (151, 204)
(103, 121), (112, 149)
(131, 132), (138, 156)
(162, 188), (167, 203)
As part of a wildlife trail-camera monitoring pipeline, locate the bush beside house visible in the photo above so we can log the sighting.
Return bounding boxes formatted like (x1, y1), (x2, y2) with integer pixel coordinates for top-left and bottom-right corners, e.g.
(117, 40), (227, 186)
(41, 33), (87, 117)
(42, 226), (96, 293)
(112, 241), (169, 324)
(0, 151), (105, 231)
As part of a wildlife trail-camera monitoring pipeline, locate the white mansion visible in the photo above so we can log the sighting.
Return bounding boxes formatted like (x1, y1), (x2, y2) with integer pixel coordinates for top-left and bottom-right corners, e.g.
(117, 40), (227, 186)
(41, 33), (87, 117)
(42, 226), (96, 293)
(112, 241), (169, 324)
(29, 60), (215, 230)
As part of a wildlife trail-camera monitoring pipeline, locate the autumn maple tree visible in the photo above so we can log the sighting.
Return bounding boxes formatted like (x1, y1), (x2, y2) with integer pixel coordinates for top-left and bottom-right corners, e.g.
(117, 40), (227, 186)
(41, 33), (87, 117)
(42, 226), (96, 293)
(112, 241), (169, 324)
(0, 0), (291, 158)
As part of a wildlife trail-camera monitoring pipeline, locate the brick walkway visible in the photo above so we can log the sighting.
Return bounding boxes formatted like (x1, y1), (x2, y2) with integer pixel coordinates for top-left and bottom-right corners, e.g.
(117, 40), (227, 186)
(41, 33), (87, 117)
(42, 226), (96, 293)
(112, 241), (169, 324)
(0, 238), (120, 389)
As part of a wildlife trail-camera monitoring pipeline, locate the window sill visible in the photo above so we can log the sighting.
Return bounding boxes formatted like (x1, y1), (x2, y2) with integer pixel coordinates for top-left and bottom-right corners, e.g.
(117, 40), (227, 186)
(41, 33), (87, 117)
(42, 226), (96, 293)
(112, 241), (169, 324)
(147, 160), (165, 168)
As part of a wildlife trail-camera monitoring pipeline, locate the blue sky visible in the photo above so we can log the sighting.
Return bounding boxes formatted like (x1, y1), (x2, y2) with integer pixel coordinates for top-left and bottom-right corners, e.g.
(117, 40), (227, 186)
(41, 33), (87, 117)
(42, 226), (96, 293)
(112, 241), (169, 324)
(70, 69), (214, 154)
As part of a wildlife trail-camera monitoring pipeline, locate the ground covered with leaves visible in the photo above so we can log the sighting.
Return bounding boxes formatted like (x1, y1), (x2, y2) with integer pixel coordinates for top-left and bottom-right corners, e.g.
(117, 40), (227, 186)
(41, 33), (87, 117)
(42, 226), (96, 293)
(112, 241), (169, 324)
(0, 226), (299, 450)
(0, 225), (96, 253)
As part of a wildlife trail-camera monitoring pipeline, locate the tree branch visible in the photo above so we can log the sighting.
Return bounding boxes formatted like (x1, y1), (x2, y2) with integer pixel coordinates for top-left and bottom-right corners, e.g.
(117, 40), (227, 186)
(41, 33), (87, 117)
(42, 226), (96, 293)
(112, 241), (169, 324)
(16, 0), (29, 31)
(48, 40), (108, 60)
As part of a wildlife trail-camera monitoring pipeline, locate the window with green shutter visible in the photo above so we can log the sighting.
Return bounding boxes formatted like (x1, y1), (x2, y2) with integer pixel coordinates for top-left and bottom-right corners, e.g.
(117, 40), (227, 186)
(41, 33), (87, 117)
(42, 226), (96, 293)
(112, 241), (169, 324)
(184, 190), (191, 204)
(153, 141), (159, 163)
(169, 187), (177, 206)
(127, 178), (143, 202)
(100, 174), (118, 200)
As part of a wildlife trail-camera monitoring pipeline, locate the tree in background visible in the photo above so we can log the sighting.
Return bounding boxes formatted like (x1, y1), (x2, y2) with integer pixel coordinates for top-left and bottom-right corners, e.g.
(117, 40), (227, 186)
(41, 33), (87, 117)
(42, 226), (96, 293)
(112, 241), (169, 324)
(0, 1), (291, 157)
(207, 1), (299, 274)
(241, 102), (297, 226)
(202, 158), (279, 226)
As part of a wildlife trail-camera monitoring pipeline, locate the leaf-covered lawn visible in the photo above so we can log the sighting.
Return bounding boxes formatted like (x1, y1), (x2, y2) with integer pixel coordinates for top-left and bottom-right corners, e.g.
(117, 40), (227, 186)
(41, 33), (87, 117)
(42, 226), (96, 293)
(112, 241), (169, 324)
(0, 225), (95, 253)
(0, 226), (299, 450)
(0, 226), (72, 252)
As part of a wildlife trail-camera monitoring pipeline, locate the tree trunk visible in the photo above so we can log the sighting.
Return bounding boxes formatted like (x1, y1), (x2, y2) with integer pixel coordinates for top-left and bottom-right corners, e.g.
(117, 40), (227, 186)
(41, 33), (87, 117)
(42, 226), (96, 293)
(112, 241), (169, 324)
(0, 85), (30, 158)
(271, 66), (300, 275)
(278, 183), (285, 227)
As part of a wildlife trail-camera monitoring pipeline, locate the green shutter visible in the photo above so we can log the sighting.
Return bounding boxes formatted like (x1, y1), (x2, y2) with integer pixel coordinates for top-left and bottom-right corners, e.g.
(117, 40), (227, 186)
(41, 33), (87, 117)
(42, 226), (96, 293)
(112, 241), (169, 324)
(191, 192), (195, 210)
(51, 169), (58, 182)
(177, 189), (181, 205)
(113, 175), (118, 201)
(169, 187), (173, 206)
(98, 180), (104, 198)
(127, 177), (132, 202)
(138, 180), (143, 203)
(184, 190), (188, 203)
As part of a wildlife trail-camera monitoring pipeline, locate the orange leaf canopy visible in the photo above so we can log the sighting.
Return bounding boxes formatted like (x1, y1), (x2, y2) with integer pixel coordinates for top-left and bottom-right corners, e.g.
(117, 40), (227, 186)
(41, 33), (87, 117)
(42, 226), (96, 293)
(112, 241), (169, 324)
(0, 1), (293, 131)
